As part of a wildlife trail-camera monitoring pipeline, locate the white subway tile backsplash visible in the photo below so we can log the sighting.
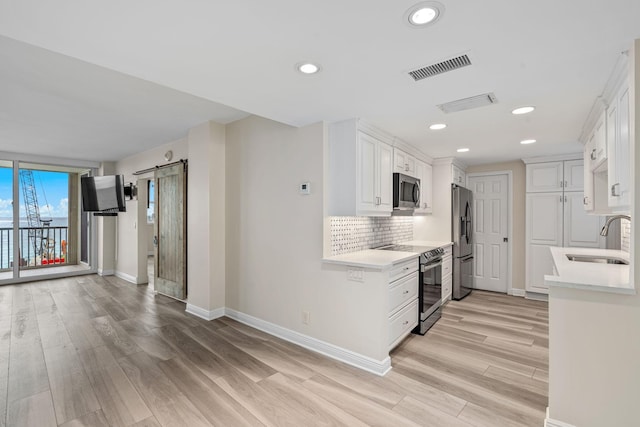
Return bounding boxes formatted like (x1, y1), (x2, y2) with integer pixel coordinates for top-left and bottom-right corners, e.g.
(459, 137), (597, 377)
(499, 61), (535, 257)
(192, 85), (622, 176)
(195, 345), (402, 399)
(330, 216), (413, 255)
(621, 219), (631, 253)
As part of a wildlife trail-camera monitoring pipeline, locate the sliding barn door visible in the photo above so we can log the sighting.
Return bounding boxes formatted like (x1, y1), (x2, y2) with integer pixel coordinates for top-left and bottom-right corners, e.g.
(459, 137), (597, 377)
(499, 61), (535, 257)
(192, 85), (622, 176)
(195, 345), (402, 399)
(154, 163), (187, 299)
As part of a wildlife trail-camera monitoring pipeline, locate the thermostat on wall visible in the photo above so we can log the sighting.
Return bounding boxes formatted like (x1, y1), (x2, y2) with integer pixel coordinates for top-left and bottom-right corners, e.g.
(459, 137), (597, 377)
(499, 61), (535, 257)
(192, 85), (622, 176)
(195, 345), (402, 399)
(299, 182), (311, 195)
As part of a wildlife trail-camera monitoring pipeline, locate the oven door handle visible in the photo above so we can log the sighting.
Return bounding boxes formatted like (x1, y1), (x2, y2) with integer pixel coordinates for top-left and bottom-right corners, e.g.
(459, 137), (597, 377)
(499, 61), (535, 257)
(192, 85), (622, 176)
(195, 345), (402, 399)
(421, 259), (442, 272)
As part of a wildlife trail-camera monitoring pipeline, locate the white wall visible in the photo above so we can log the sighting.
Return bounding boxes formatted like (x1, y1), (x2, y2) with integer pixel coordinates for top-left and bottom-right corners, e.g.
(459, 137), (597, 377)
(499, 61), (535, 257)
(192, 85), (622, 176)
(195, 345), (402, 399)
(186, 121), (226, 315)
(97, 161), (116, 275)
(113, 138), (188, 283)
(225, 116), (391, 361)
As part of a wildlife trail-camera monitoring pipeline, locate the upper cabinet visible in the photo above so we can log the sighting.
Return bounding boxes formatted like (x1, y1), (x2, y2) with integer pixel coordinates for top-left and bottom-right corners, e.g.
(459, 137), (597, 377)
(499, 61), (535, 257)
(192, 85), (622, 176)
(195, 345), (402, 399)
(328, 119), (393, 217)
(607, 82), (631, 210)
(452, 164), (466, 186)
(414, 159), (433, 214)
(393, 148), (416, 176)
(526, 160), (583, 193)
(581, 53), (631, 214)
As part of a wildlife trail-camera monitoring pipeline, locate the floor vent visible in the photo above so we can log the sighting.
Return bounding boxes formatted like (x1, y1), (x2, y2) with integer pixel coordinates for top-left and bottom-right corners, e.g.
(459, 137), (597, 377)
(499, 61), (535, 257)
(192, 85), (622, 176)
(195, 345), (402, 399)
(438, 92), (498, 114)
(408, 54), (472, 81)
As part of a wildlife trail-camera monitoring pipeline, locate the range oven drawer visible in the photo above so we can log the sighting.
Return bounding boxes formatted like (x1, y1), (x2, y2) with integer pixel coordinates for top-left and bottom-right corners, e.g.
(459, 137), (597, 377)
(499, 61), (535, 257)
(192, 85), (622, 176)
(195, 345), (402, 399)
(388, 271), (418, 314)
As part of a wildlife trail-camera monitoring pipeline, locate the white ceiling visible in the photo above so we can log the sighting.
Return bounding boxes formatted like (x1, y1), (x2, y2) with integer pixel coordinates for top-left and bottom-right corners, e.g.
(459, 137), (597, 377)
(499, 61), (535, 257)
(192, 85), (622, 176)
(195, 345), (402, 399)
(1, 0), (639, 165)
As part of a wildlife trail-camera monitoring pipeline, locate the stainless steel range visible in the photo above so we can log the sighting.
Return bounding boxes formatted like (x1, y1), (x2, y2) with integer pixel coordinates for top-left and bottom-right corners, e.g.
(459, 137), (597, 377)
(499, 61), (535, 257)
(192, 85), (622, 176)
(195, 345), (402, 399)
(378, 244), (444, 334)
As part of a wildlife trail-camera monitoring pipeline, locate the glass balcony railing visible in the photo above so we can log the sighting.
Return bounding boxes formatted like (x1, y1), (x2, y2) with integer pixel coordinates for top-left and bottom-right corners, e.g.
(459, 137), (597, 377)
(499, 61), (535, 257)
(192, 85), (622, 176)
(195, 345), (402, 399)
(0, 226), (69, 271)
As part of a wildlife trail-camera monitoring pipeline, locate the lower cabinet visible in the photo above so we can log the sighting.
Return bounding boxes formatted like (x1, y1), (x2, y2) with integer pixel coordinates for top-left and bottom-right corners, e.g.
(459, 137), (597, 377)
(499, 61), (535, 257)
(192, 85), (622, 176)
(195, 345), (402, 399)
(526, 190), (604, 294)
(442, 246), (453, 302)
(388, 299), (418, 349)
(387, 259), (419, 351)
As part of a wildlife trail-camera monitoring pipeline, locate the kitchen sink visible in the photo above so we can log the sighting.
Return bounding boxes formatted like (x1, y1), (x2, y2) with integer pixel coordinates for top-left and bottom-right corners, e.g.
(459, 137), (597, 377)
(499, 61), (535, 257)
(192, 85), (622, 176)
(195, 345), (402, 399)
(565, 254), (629, 265)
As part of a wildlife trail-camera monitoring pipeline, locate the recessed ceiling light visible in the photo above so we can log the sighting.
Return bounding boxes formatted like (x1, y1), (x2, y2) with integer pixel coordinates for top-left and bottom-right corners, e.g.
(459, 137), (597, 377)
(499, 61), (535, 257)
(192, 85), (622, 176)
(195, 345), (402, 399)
(520, 139), (536, 145)
(404, 2), (444, 27)
(429, 123), (447, 130)
(512, 106), (535, 115)
(296, 62), (321, 75)
(457, 148), (470, 153)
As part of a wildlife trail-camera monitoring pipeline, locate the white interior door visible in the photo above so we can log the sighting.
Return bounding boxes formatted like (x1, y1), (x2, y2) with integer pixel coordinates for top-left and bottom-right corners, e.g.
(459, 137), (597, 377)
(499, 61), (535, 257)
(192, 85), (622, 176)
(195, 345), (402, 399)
(469, 174), (509, 293)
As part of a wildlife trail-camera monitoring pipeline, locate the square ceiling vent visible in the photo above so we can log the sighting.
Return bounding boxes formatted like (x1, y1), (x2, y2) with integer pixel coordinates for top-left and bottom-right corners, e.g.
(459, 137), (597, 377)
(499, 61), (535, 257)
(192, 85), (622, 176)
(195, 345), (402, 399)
(438, 92), (498, 114)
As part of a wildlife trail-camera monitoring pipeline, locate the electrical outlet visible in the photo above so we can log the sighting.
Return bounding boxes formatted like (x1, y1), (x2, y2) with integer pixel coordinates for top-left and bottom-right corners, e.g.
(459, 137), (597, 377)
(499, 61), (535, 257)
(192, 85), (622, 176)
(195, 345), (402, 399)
(347, 268), (364, 282)
(302, 311), (310, 325)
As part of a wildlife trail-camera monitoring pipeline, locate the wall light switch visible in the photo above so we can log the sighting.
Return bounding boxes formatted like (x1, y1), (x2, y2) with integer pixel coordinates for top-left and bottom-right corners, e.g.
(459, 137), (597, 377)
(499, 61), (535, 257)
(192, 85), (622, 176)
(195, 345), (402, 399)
(299, 182), (311, 195)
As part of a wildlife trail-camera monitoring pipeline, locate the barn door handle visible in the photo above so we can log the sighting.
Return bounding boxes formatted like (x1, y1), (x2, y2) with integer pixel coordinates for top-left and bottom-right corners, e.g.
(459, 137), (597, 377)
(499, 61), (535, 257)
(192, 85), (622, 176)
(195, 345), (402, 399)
(503, 237), (508, 242)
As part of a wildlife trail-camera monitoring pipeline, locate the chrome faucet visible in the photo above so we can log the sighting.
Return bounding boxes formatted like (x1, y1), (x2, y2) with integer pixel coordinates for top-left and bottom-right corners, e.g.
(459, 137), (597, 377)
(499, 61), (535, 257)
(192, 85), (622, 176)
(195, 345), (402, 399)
(600, 215), (631, 236)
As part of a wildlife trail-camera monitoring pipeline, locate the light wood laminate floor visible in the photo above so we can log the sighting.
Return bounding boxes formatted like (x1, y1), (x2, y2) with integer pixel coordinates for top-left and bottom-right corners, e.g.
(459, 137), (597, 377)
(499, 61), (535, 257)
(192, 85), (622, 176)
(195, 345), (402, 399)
(0, 275), (548, 426)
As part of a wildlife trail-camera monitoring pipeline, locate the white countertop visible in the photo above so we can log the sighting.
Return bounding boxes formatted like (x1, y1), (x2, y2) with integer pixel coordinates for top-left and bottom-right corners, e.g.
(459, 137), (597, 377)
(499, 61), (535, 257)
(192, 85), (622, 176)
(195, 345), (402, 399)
(322, 240), (453, 270)
(545, 246), (635, 295)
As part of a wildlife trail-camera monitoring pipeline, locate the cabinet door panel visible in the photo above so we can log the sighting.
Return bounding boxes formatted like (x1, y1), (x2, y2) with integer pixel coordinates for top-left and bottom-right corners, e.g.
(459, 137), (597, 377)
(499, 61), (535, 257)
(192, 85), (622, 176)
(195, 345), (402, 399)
(357, 133), (378, 212)
(527, 244), (554, 293)
(526, 162), (563, 192)
(424, 163), (433, 213)
(564, 160), (584, 191)
(378, 141), (393, 212)
(527, 193), (563, 245)
(615, 86), (631, 207)
(563, 192), (604, 248)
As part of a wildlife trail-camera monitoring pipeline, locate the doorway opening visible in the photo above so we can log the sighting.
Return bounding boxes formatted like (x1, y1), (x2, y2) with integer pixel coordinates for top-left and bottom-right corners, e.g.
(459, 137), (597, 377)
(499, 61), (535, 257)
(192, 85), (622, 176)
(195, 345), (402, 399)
(0, 160), (96, 283)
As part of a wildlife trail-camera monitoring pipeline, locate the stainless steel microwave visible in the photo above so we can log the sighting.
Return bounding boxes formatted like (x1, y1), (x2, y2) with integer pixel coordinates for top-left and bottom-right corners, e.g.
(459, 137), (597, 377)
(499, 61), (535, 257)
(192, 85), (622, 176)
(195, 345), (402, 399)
(393, 173), (420, 211)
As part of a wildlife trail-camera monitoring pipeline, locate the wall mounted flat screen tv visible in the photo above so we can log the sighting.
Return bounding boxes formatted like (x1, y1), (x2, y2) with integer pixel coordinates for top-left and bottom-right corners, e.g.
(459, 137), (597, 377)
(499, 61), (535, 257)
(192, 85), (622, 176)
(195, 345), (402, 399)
(81, 175), (126, 214)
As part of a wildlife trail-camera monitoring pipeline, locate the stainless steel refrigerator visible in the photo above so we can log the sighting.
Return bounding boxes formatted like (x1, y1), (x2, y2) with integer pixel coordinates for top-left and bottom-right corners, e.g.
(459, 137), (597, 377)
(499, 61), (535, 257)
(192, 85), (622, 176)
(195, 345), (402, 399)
(452, 184), (473, 300)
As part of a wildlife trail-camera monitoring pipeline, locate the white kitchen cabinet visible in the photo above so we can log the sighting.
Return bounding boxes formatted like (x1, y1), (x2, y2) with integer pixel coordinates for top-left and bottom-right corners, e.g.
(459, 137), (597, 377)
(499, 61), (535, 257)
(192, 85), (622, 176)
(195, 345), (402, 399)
(607, 82), (631, 210)
(526, 160), (583, 193)
(452, 164), (466, 185)
(525, 160), (604, 294)
(393, 148), (416, 176)
(329, 119), (393, 216)
(591, 111), (607, 171)
(414, 159), (433, 214)
(388, 259), (419, 351)
(442, 253), (452, 302)
(526, 161), (564, 192)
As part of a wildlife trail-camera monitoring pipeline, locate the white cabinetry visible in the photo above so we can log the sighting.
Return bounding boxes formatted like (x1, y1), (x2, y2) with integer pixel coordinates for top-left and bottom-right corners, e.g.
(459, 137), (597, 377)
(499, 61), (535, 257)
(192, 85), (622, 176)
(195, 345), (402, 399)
(329, 120), (393, 216)
(393, 148), (416, 176)
(441, 245), (453, 302)
(607, 82), (631, 210)
(414, 159), (433, 214)
(387, 259), (419, 350)
(452, 164), (466, 185)
(525, 159), (604, 294)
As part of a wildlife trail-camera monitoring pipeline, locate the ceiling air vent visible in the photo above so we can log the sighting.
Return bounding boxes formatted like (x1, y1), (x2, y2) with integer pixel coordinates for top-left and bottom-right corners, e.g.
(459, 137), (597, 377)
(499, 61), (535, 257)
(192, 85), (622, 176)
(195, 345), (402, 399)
(438, 92), (498, 114)
(408, 54), (471, 81)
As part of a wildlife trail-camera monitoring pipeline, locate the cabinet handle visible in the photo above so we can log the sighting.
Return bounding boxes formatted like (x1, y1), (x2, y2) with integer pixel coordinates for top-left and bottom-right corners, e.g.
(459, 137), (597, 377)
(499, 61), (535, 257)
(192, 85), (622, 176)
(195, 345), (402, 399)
(611, 183), (621, 197)
(405, 164), (409, 171)
(583, 196), (588, 205)
(560, 180), (564, 188)
(564, 195), (567, 202)
(402, 320), (409, 326)
(565, 180), (568, 187)
(590, 149), (596, 160)
(403, 290), (409, 295)
(560, 195), (563, 203)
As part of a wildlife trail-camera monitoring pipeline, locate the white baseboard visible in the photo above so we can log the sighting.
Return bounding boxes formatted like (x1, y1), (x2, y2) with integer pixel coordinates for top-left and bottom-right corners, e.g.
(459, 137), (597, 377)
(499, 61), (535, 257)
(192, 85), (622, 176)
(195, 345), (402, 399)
(114, 271), (139, 284)
(525, 291), (549, 302)
(98, 269), (114, 276)
(545, 408), (576, 427)
(225, 308), (391, 376)
(509, 288), (526, 297)
(185, 304), (225, 321)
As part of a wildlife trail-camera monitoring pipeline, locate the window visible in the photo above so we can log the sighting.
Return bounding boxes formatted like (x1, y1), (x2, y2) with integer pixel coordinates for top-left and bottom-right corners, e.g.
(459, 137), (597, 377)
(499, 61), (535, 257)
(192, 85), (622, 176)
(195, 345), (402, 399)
(147, 179), (155, 224)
